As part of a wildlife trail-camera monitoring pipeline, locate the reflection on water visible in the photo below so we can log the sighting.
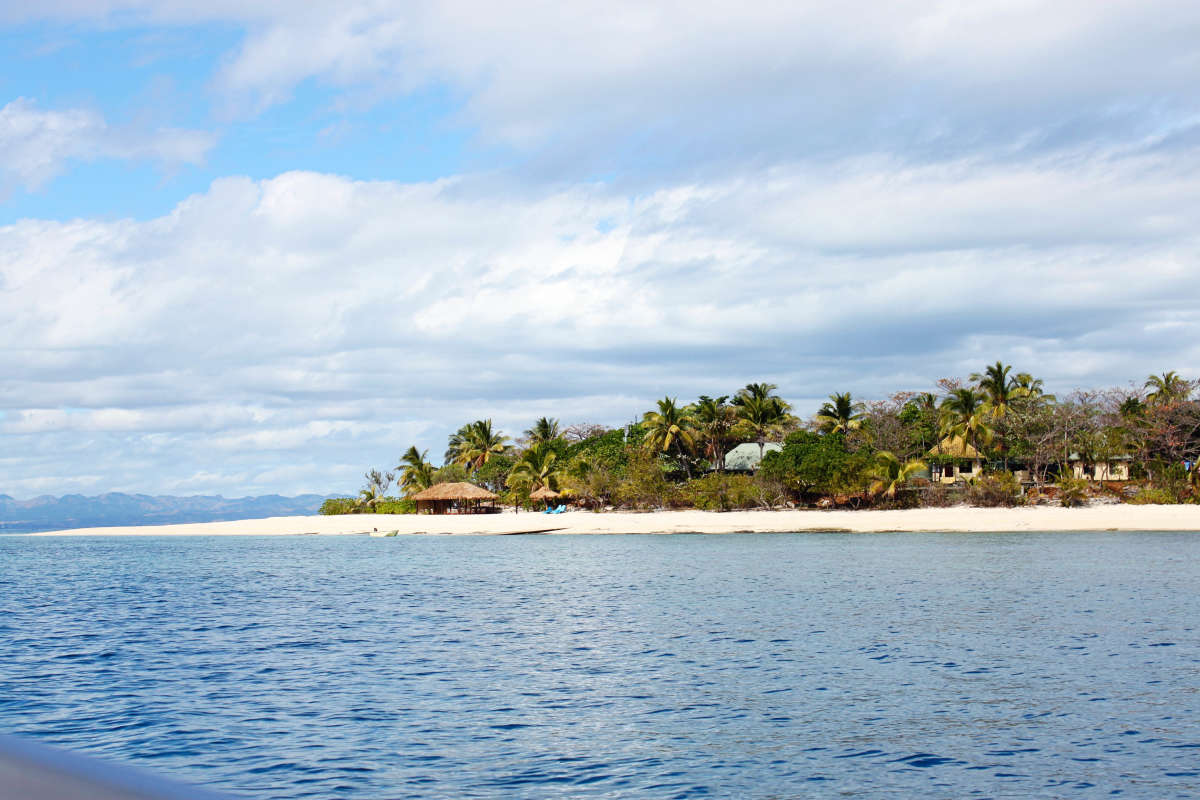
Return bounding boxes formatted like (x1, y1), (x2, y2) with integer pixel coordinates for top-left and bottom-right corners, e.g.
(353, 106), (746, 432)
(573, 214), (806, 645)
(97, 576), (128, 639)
(2, 532), (1199, 798)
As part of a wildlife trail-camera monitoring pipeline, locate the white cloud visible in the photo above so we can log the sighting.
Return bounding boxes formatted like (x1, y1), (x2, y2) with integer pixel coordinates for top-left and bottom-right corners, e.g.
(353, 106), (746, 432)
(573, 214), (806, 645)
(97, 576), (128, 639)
(10, 2), (1200, 166)
(4, 2), (1200, 495)
(1, 146), (1199, 494)
(0, 97), (216, 191)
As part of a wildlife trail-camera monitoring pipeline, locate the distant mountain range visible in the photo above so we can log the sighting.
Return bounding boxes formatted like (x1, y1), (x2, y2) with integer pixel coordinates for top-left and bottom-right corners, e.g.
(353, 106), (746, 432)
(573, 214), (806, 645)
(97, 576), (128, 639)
(0, 492), (330, 533)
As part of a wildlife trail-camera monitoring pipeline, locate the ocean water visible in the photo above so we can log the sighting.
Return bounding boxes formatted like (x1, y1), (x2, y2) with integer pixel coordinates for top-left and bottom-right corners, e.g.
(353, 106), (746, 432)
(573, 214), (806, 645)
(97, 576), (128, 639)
(1, 532), (1199, 799)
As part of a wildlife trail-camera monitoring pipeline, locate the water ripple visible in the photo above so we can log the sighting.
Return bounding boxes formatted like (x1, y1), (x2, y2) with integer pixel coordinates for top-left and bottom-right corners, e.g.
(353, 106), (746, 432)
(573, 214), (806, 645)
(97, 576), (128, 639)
(2, 532), (1200, 798)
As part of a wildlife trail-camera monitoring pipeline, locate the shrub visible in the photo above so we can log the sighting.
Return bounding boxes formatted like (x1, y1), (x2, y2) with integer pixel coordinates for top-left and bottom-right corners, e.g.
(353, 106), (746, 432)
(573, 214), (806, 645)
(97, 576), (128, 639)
(319, 497), (358, 515)
(872, 483), (925, 509)
(321, 496), (415, 514)
(373, 498), (416, 514)
(1057, 477), (1090, 507)
(1127, 487), (1180, 505)
(615, 451), (677, 509)
(967, 471), (1023, 507)
(681, 474), (763, 511)
(562, 458), (622, 509)
(432, 463), (469, 484)
(919, 482), (957, 508)
(1140, 463), (1197, 503)
(759, 431), (870, 500)
(565, 427), (632, 475)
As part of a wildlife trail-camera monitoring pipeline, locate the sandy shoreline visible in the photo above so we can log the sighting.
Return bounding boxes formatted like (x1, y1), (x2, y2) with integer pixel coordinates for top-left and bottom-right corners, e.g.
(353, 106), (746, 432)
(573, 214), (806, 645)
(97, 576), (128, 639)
(25, 505), (1200, 536)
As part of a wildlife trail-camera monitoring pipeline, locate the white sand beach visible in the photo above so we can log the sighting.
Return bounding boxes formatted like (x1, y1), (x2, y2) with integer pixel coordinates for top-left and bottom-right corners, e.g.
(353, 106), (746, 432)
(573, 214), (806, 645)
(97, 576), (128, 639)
(28, 505), (1200, 536)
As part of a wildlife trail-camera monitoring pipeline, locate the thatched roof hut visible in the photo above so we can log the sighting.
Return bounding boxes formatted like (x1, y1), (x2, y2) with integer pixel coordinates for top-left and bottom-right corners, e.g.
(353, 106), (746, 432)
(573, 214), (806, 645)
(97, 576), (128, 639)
(411, 482), (499, 514)
(528, 486), (560, 501)
(927, 435), (982, 460)
(927, 435), (984, 484)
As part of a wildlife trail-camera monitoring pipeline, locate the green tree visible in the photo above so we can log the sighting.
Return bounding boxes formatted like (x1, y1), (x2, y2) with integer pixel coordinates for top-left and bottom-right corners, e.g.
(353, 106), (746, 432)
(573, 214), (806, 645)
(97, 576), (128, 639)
(738, 382), (780, 404)
(972, 362), (1017, 418)
(1145, 371), (1191, 406)
(899, 392), (940, 455)
(523, 417), (562, 445)
(815, 392), (865, 434)
(694, 395), (740, 472)
(319, 497), (357, 515)
(1013, 372), (1053, 401)
(447, 419), (511, 472)
(939, 387), (994, 461)
(508, 441), (562, 493)
(357, 469), (394, 512)
(867, 451), (926, 500)
(396, 446), (436, 496)
(432, 462), (470, 484)
(618, 449), (677, 508)
(734, 383), (789, 462)
(971, 363), (1054, 469)
(1119, 395), (1145, 419)
(562, 454), (621, 509)
(642, 397), (698, 478)
(565, 427), (630, 473)
(759, 431), (869, 499)
(473, 453), (515, 494)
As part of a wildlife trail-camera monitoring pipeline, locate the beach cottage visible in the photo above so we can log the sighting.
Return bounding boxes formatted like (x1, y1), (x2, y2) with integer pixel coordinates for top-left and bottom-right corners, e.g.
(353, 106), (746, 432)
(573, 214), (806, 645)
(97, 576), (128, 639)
(411, 482), (500, 514)
(1069, 455), (1132, 481)
(927, 435), (984, 483)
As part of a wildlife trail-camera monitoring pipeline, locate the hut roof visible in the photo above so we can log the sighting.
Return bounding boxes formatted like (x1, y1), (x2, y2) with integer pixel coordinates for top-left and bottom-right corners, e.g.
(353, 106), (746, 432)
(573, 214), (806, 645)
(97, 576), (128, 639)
(723, 442), (783, 472)
(529, 486), (560, 500)
(410, 482), (498, 501)
(927, 435), (982, 460)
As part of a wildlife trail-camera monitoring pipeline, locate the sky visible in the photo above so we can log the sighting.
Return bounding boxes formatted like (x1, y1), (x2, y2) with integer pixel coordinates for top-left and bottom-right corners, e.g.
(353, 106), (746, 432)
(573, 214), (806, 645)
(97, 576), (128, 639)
(2, 1), (1200, 498)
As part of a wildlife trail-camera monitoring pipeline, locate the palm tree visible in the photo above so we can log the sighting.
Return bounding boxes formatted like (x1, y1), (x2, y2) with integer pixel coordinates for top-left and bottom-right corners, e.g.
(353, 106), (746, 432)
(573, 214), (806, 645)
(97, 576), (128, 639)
(523, 417), (562, 445)
(444, 424), (468, 466)
(1119, 395), (1145, 419)
(1145, 371), (1190, 406)
(357, 486), (382, 512)
(1013, 372), (1054, 402)
(971, 361), (1019, 420)
(396, 446), (436, 496)
(357, 469), (394, 512)
(642, 396), (698, 478)
(908, 391), (940, 453)
(939, 387), (994, 460)
(868, 451), (927, 499)
(447, 419), (510, 472)
(815, 392), (865, 434)
(694, 395), (739, 472)
(733, 383), (789, 462)
(507, 441), (562, 493)
(971, 363), (1052, 469)
(914, 392), (938, 411)
(737, 382), (779, 404)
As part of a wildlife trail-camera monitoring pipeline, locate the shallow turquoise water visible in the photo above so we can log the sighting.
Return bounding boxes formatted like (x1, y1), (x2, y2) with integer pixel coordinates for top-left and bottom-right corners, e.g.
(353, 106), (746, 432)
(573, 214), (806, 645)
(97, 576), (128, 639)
(2, 532), (1199, 798)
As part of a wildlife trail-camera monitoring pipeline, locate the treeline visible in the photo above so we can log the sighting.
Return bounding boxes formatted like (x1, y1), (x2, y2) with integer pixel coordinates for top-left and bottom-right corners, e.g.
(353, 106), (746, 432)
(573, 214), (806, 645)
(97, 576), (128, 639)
(321, 365), (1200, 513)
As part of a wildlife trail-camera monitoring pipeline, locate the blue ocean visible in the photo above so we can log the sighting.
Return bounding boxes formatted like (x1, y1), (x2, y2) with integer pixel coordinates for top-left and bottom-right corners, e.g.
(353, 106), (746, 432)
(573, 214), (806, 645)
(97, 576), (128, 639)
(2, 532), (1198, 798)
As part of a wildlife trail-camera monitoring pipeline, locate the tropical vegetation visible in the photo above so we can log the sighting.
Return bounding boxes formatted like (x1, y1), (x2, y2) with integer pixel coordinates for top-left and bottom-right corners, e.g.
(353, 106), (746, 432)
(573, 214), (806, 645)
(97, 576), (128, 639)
(321, 367), (1200, 513)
